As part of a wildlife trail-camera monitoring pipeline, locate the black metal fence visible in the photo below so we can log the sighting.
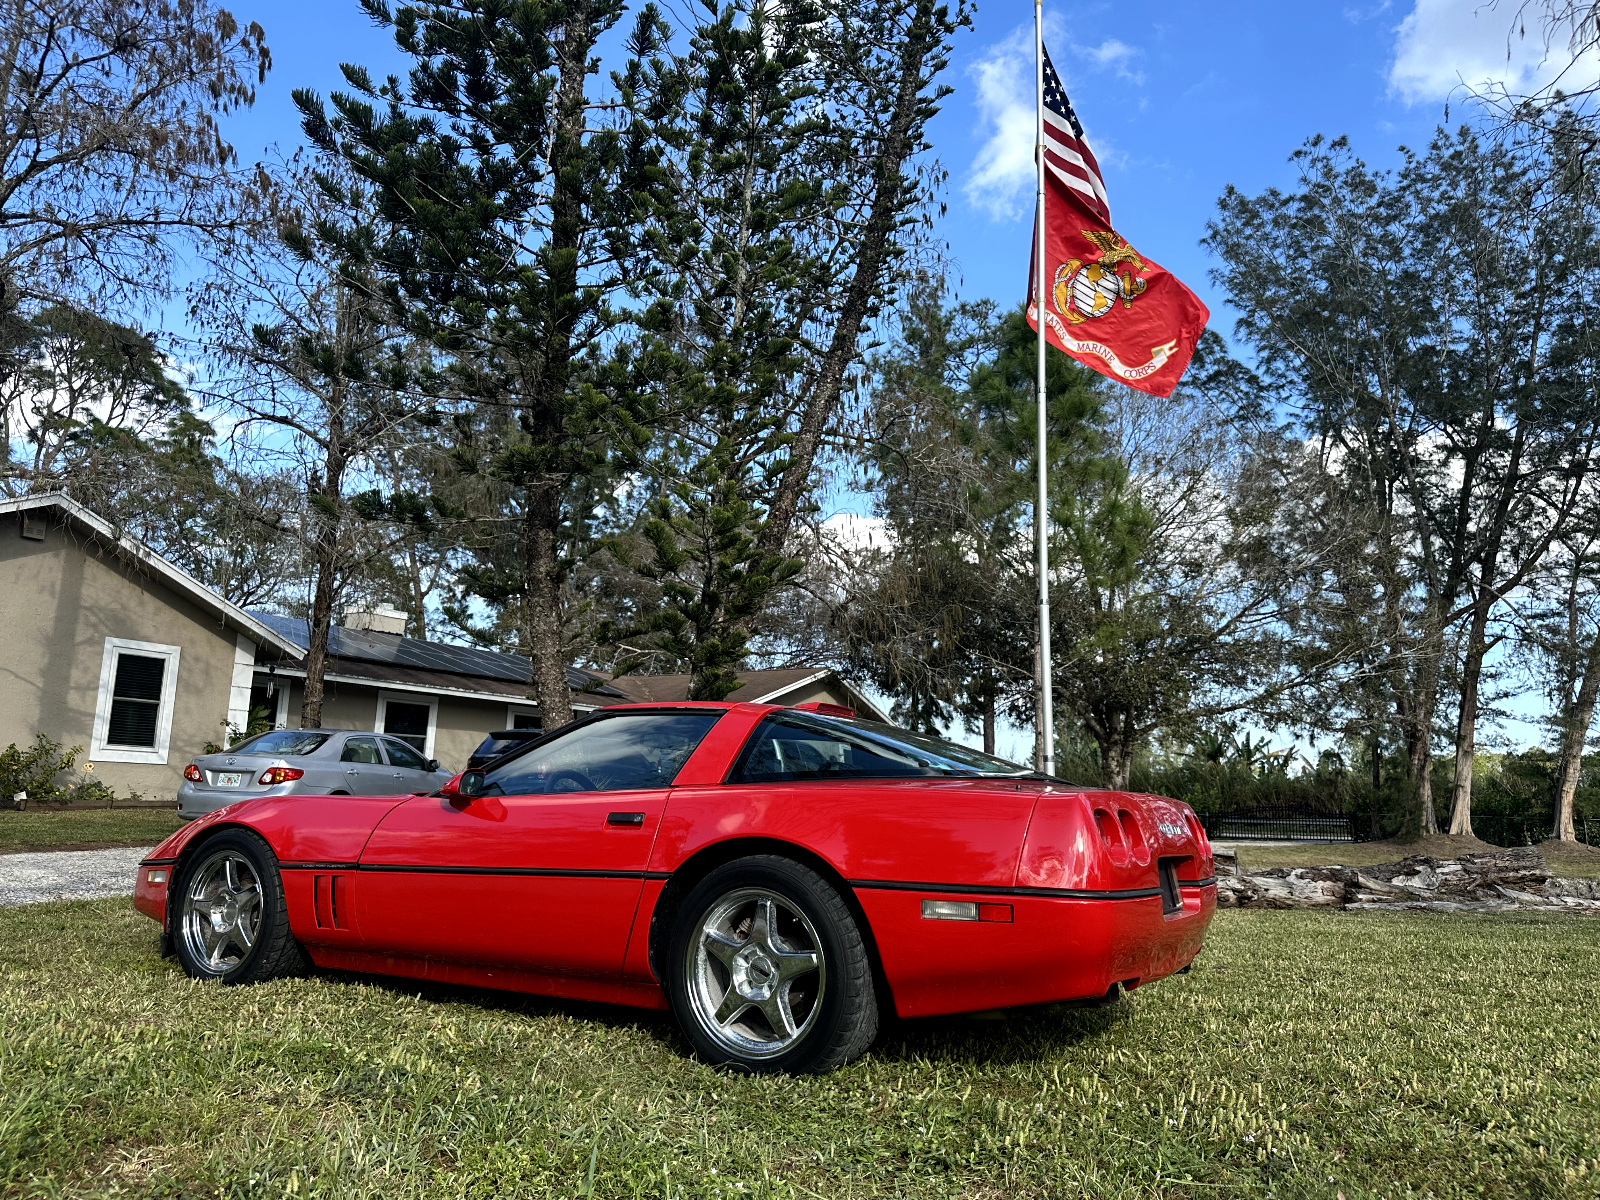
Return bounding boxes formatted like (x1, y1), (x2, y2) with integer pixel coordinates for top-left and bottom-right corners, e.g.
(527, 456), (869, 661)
(1198, 809), (1353, 843)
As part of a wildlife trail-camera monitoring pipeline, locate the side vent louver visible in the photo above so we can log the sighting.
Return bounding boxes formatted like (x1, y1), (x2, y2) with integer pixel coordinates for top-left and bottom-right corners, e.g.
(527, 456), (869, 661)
(313, 874), (350, 930)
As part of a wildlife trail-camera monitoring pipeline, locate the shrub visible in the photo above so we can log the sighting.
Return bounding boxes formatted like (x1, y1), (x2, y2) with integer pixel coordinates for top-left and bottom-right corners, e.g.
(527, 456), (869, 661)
(0, 734), (131, 807)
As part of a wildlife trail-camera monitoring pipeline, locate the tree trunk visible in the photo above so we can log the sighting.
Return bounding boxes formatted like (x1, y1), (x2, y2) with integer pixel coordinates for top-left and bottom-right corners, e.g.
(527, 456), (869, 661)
(1447, 590), (1495, 837)
(758, 0), (940, 556)
(300, 453), (347, 729)
(512, 1), (590, 729)
(982, 692), (995, 757)
(524, 482), (573, 727)
(1553, 628), (1600, 843)
(1370, 732), (1383, 841)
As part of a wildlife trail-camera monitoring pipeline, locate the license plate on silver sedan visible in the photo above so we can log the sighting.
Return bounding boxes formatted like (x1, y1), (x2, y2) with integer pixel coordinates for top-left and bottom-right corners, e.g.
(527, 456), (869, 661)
(215, 772), (245, 787)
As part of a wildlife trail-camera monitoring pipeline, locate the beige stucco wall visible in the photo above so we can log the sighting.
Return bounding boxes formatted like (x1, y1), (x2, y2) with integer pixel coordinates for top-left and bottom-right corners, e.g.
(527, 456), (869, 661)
(0, 514), (246, 801)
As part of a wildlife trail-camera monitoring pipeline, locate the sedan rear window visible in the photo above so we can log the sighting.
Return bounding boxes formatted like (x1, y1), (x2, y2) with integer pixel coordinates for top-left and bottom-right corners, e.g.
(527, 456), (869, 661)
(731, 712), (1029, 783)
(226, 730), (332, 756)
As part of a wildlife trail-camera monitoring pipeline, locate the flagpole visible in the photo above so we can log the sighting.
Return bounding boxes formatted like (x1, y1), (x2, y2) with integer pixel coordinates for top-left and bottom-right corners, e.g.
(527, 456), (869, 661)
(1034, 0), (1055, 777)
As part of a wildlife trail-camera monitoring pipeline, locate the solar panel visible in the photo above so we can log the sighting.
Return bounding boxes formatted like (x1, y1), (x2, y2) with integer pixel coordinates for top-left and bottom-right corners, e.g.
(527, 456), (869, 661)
(248, 610), (622, 694)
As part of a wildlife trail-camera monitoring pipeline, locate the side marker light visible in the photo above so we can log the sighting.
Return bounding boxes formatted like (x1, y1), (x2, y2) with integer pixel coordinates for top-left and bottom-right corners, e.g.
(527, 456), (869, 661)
(147, 870), (168, 884)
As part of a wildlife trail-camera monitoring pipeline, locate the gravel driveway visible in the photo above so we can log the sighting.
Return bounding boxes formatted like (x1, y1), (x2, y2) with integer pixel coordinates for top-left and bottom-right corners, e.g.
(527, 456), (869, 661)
(0, 846), (153, 908)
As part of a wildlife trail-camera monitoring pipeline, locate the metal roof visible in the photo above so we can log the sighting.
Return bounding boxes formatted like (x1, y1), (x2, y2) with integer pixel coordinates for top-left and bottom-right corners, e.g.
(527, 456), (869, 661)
(248, 611), (625, 696)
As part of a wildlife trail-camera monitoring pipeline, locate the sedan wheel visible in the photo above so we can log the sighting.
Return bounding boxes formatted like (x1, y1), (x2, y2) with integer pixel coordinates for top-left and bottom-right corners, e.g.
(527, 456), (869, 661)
(171, 830), (308, 985)
(666, 856), (877, 1073)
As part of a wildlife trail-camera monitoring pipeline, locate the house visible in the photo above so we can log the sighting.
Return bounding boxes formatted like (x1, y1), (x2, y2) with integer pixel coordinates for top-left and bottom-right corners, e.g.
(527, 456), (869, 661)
(1, 493), (883, 799)
(0, 493), (306, 801)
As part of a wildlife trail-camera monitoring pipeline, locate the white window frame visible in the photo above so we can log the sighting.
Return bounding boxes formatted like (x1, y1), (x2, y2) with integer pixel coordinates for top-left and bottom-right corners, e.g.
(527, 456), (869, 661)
(91, 637), (182, 764)
(376, 690), (438, 758)
(506, 703), (541, 731)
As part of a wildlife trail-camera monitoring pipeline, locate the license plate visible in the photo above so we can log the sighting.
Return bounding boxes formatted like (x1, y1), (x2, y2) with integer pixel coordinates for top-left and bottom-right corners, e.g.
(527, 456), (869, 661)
(215, 773), (245, 787)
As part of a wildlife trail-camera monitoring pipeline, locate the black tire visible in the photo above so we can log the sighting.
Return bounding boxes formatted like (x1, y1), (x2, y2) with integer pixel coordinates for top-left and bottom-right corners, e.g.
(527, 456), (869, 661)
(665, 856), (877, 1074)
(172, 829), (308, 985)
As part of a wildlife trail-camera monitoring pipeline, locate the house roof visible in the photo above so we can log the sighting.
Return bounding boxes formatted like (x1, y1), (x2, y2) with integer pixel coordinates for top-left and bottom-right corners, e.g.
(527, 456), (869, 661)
(249, 611), (628, 698)
(1, 493), (306, 660)
(602, 668), (890, 721)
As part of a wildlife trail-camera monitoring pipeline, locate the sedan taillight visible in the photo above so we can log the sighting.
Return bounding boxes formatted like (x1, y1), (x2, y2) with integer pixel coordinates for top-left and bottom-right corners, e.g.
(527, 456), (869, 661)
(183, 764), (202, 782)
(258, 767), (305, 785)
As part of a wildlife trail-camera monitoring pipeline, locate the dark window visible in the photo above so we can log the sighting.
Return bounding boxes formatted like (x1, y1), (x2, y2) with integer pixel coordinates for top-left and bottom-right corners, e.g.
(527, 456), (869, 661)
(730, 712), (1030, 784)
(382, 701), (431, 753)
(227, 729), (330, 756)
(510, 711), (542, 731)
(482, 711), (723, 796)
(340, 736), (383, 764)
(382, 737), (429, 771)
(106, 654), (166, 747)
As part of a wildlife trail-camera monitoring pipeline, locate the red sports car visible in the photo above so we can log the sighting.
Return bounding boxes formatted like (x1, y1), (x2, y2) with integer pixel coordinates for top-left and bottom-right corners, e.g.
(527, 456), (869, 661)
(134, 702), (1217, 1073)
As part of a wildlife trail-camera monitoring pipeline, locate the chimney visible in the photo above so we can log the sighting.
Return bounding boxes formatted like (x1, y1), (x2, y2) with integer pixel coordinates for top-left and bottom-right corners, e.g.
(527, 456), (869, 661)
(343, 605), (408, 635)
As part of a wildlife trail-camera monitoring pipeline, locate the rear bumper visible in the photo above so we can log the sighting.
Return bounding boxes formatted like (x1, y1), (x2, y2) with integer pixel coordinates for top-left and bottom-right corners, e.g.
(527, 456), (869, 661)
(855, 881), (1216, 1018)
(177, 781), (293, 819)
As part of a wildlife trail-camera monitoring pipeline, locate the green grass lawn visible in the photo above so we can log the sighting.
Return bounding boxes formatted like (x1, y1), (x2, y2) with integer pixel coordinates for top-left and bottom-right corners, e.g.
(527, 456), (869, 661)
(2, 902), (1597, 1198)
(0, 808), (182, 854)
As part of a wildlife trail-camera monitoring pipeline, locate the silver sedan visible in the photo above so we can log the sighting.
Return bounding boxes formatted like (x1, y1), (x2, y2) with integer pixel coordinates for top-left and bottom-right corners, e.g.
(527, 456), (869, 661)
(177, 728), (454, 819)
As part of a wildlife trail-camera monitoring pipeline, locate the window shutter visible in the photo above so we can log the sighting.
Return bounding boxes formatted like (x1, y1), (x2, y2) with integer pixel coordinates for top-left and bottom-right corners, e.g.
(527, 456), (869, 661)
(106, 654), (166, 747)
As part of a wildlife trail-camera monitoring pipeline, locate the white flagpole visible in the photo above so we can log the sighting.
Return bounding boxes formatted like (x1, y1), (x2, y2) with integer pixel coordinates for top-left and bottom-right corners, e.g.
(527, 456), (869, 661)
(1034, 0), (1055, 777)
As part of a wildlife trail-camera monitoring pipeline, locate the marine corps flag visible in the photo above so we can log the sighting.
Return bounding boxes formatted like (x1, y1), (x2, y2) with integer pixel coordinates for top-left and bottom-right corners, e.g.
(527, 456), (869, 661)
(1026, 44), (1209, 399)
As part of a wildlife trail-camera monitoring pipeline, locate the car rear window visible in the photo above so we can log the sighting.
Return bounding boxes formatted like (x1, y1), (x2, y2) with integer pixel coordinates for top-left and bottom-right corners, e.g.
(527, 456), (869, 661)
(472, 735), (523, 760)
(226, 730), (332, 756)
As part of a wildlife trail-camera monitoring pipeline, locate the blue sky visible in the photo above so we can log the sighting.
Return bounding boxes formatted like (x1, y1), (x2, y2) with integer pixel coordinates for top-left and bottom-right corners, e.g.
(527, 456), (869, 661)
(218, 0), (1566, 329)
(206, 0), (1570, 758)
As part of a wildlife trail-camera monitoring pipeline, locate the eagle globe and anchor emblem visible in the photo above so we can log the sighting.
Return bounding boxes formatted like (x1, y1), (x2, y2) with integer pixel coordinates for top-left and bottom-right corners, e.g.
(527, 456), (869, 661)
(1053, 230), (1148, 323)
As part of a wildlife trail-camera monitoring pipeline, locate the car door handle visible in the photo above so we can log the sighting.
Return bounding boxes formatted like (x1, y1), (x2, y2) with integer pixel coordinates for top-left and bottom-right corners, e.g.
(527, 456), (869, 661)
(606, 812), (646, 827)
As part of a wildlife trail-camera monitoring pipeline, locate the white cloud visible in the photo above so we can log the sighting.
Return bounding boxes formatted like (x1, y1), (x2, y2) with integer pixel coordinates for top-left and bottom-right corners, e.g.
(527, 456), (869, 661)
(821, 512), (891, 555)
(1080, 38), (1143, 84)
(965, 26), (1037, 221)
(1389, 0), (1600, 103)
(963, 20), (1137, 221)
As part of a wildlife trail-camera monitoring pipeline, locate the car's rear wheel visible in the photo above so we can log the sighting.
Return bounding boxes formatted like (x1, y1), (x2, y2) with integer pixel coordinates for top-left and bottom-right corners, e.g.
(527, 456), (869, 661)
(665, 856), (877, 1073)
(173, 830), (308, 985)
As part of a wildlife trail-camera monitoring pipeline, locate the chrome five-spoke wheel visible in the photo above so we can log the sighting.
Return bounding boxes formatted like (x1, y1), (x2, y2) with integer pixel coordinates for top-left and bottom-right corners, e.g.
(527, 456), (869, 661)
(180, 848), (263, 975)
(686, 887), (826, 1059)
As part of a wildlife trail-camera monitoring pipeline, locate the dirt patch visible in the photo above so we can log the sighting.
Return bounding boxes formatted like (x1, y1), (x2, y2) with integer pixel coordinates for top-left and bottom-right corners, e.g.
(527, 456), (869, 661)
(1538, 836), (1600, 858)
(1369, 833), (1501, 857)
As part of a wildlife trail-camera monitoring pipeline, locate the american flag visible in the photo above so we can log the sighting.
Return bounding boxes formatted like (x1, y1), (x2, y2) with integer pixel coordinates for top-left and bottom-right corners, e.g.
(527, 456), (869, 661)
(1041, 44), (1110, 224)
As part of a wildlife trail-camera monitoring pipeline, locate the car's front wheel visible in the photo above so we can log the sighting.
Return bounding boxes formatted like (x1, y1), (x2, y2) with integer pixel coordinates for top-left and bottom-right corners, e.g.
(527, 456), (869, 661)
(172, 830), (308, 985)
(665, 856), (878, 1073)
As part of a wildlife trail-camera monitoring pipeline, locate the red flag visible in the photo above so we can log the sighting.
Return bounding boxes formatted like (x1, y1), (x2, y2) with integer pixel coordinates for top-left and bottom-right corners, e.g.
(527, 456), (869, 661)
(1026, 48), (1209, 398)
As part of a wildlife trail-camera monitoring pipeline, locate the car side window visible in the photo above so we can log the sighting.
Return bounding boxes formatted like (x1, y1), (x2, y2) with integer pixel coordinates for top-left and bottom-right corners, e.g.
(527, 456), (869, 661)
(482, 711), (722, 796)
(340, 736), (383, 765)
(730, 714), (931, 783)
(383, 737), (429, 771)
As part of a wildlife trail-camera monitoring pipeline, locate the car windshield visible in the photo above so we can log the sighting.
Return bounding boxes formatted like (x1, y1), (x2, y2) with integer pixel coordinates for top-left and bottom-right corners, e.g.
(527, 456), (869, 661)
(731, 712), (1030, 783)
(482, 711), (723, 795)
(226, 729), (332, 757)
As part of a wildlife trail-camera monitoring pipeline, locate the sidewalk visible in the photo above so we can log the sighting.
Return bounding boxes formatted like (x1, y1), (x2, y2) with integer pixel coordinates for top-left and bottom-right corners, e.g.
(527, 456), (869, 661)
(0, 846), (153, 907)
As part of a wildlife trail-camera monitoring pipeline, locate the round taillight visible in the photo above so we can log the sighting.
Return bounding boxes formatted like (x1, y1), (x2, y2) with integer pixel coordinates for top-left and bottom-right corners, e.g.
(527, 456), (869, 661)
(183, 764), (202, 782)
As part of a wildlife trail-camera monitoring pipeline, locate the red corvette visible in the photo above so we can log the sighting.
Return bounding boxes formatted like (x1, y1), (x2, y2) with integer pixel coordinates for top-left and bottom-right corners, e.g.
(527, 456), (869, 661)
(134, 702), (1217, 1072)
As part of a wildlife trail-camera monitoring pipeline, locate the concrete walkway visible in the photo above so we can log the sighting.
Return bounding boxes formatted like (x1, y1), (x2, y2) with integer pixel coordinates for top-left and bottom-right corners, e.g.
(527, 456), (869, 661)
(0, 846), (153, 908)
